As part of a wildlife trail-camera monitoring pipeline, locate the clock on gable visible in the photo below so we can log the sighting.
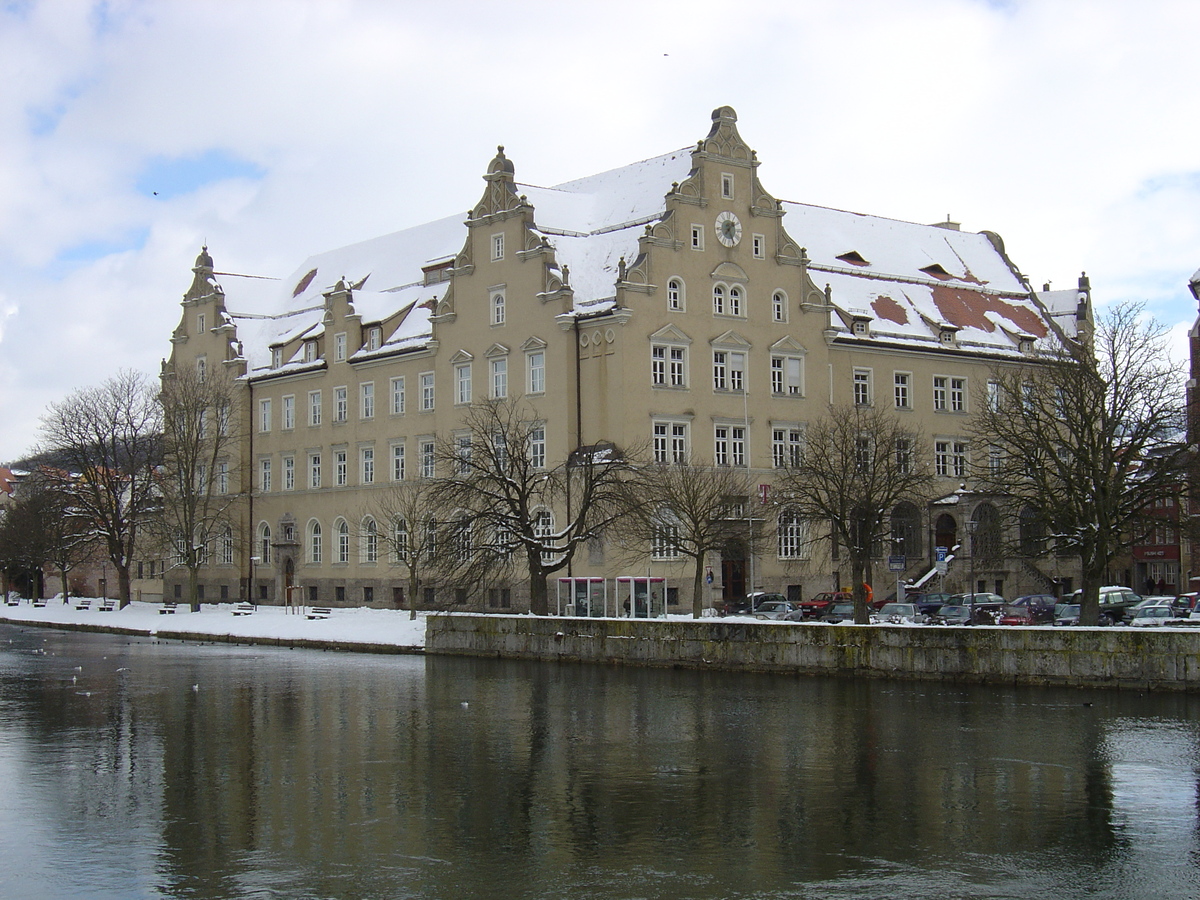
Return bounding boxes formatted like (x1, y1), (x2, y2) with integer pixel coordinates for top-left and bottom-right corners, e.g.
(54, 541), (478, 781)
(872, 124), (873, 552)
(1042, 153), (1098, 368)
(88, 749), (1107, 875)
(715, 210), (742, 248)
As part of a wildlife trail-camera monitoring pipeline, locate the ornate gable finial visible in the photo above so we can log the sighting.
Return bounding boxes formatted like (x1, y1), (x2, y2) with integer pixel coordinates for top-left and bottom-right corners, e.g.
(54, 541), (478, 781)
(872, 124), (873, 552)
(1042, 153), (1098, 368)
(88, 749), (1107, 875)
(471, 144), (523, 220)
(183, 244), (220, 302)
(702, 105), (753, 162)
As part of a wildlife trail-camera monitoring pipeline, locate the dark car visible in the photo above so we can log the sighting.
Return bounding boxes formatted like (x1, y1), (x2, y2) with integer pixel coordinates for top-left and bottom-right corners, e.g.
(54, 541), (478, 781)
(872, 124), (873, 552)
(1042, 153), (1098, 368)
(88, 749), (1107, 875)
(818, 601), (857, 623)
(753, 600), (798, 620)
(951, 593), (1005, 624)
(723, 592), (788, 616)
(998, 595), (1057, 626)
(796, 591), (853, 619)
(1054, 603), (1081, 626)
(929, 604), (973, 625)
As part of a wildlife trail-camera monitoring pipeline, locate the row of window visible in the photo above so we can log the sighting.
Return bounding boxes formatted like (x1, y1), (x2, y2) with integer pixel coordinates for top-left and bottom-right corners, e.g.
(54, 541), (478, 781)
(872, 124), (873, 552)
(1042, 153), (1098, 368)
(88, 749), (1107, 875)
(649, 509), (811, 562)
(651, 344), (804, 395)
(664, 279), (791, 322)
(257, 350), (548, 433)
(256, 427), (548, 492)
(857, 370), (980, 412)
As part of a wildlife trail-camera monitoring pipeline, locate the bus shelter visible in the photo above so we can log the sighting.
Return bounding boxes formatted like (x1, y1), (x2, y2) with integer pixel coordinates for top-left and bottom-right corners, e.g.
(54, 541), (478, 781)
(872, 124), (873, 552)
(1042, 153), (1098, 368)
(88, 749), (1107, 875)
(555, 577), (609, 617)
(615, 576), (666, 618)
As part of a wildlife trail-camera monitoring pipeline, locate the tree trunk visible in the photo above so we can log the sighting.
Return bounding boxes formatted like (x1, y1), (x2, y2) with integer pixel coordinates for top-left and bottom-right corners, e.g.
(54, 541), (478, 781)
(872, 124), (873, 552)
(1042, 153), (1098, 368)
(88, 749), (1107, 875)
(851, 556), (869, 624)
(409, 571), (420, 621)
(1077, 562), (1106, 626)
(59, 567), (69, 602)
(116, 561), (132, 608)
(529, 559), (549, 615)
(691, 553), (705, 619)
(188, 566), (201, 612)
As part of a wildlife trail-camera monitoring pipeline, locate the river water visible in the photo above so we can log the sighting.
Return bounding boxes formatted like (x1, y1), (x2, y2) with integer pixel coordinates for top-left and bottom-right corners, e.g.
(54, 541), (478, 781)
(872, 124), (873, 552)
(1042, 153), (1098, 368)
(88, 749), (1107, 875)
(1, 624), (1197, 899)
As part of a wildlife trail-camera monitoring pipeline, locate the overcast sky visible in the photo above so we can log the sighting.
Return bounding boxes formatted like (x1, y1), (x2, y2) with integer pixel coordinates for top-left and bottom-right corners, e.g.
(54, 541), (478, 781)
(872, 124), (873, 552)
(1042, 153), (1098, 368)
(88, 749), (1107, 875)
(1, 0), (1197, 464)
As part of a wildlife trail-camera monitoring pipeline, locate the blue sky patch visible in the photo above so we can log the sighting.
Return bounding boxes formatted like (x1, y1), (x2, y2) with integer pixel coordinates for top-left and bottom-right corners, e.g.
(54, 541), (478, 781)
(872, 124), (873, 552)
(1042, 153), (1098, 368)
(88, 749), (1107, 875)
(55, 226), (150, 268)
(135, 149), (266, 200)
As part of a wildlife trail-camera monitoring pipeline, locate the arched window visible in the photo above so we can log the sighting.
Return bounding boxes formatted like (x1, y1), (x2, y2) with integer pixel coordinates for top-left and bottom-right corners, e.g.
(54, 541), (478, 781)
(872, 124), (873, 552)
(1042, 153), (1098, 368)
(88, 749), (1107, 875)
(667, 278), (685, 311)
(308, 520), (322, 564)
(361, 517), (378, 563)
(337, 519), (350, 564)
(935, 514), (957, 550)
(535, 509), (556, 564)
(221, 526), (234, 566)
(971, 503), (1001, 560)
(453, 512), (473, 563)
(772, 289), (788, 323)
(728, 285), (743, 316)
(778, 508), (807, 559)
(712, 283), (726, 315)
(891, 502), (922, 559)
(258, 522), (272, 563)
(392, 518), (408, 561)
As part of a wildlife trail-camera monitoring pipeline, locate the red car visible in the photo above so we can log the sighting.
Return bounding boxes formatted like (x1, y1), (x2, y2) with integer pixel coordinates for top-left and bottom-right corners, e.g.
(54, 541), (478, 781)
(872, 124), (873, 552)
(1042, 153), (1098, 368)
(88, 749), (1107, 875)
(796, 591), (853, 619)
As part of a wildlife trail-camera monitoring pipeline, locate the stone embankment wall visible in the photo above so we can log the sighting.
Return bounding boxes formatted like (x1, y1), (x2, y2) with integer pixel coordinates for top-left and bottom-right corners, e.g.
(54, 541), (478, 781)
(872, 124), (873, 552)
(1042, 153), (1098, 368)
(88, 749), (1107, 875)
(426, 615), (1200, 692)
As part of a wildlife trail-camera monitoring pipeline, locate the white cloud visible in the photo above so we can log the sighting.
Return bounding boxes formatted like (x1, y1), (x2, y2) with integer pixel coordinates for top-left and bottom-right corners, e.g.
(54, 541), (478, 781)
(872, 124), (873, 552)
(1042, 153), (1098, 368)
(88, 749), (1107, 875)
(1, 0), (1198, 461)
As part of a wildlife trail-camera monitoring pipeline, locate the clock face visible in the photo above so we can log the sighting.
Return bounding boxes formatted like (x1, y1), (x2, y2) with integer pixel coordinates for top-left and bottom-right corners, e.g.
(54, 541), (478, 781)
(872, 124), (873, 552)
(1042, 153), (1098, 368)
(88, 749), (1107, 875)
(715, 210), (742, 247)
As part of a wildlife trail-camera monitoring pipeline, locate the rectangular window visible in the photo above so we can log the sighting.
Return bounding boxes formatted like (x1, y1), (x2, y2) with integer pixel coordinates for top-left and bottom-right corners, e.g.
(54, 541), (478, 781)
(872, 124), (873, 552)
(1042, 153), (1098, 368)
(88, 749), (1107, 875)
(334, 332), (347, 362)
(309, 453), (322, 489)
(491, 289), (505, 325)
(713, 351), (746, 392)
(360, 382), (375, 419)
(420, 440), (435, 478)
(953, 441), (969, 477)
(530, 426), (546, 469)
(259, 458), (272, 492)
(282, 395), (295, 430)
(456, 363), (472, 405)
(391, 443), (405, 481)
(895, 438), (912, 474)
(653, 421), (689, 463)
(361, 447), (374, 484)
(259, 399), (271, 433)
(491, 358), (508, 398)
(303, 341), (317, 363)
(691, 225), (703, 250)
(772, 290), (785, 322)
(894, 373), (910, 409)
(770, 355), (803, 395)
(933, 376), (947, 411)
(853, 368), (871, 406)
(778, 514), (807, 560)
(309, 390), (322, 426)
(667, 279), (683, 311)
(390, 377), (405, 415)
(714, 426), (746, 466)
(455, 435), (472, 474)
(652, 523), (682, 560)
(217, 460), (228, 495)
(334, 386), (348, 422)
(935, 440), (949, 476)
(987, 380), (1001, 412)
(491, 233), (504, 260)
(950, 377), (966, 412)
(420, 372), (435, 410)
(721, 172), (734, 199)
(652, 345), (687, 387)
(335, 450), (348, 486)
(527, 352), (545, 394)
(854, 436), (872, 472)
(367, 326), (381, 351)
(283, 455), (295, 490)
(752, 234), (765, 259)
(772, 427), (803, 467)
(652, 346), (666, 385)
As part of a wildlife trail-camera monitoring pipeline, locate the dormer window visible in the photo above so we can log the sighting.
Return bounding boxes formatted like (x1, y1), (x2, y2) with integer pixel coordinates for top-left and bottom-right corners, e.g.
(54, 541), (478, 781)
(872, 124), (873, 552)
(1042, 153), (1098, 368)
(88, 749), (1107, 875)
(836, 251), (870, 267)
(367, 327), (381, 351)
(303, 340), (317, 363)
(921, 264), (953, 281)
(1019, 338), (1035, 354)
(272, 347), (283, 368)
(939, 328), (958, 345)
(853, 321), (868, 336)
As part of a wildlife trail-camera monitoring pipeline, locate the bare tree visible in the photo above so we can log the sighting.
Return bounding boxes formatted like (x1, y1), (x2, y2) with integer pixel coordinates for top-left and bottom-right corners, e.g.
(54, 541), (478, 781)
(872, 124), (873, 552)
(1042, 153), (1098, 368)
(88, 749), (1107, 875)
(371, 480), (442, 620)
(0, 469), (92, 601)
(156, 368), (242, 611)
(39, 370), (161, 607)
(776, 404), (934, 624)
(971, 301), (1187, 625)
(428, 398), (632, 615)
(615, 460), (754, 618)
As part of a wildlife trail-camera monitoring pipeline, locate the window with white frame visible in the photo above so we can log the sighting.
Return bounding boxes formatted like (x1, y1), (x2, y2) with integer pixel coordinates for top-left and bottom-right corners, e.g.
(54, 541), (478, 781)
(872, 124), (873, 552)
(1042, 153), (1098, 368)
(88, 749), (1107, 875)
(491, 233), (504, 261)
(361, 446), (374, 484)
(778, 509), (808, 559)
(337, 519), (350, 564)
(259, 458), (272, 492)
(334, 333), (347, 362)
(420, 440), (435, 478)
(272, 347), (283, 368)
(752, 234), (765, 259)
(455, 363), (472, 405)
(283, 455), (295, 491)
(282, 395), (295, 430)
(527, 352), (545, 394)
(362, 518), (378, 564)
(770, 354), (803, 396)
(853, 368), (872, 406)
(390, 377), (405, 415)
(652, 343), (687, 387)
(935, 440), (969, 477)
(894, 372), (911, 409)
(391, 443), (405, 481)
(854, 436), (873, 472)
(217, 460), (228, 495)
(653, 420), (689, 463)
(714, 425), (746, 466)
(988, 445), (1002, 475)
(728, 285), (743, 317)
(651, 520), (682, 559)
(895, 438), (912, 474)
(987, 380), (1001, 412)
(308, 521), (322, 563)
(455, 435), (472, 474)
(712, 284), (726, 315)
(535, 510), (556, 564)
(667, 278), (684, 311)
(529, 425), (546, 469)
(772, 427), (803, 468)
(196, 356), (206, 383)
(303, 341), (317, 363)
(491, 357), (508, 399)
(259, 398), (271, 433)
(335, 449), (348, 486)
(219, 526), (233, 566)
(950, 377), (966, 412)
(392, 518), (408, 558)
(721, 172), (734, 199)
(197, 313), (206, 334)
(309, 453), (321, 489)
(691, 225), (703, 250)
(712, 350), (745, 392)
(367, 326), (381, 351)
(309, 390), (322, 426)
(420, 372), (435, 410)
(772, 290), (787, 323)
(360, 382), (375, 419)
(334, 386), (348, 422)
(491, 289), (505, 325)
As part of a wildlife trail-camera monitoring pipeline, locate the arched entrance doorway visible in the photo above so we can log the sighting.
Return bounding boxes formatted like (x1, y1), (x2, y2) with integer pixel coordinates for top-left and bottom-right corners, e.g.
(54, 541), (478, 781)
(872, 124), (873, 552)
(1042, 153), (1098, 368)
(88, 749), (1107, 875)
(934, 514), (957, 551)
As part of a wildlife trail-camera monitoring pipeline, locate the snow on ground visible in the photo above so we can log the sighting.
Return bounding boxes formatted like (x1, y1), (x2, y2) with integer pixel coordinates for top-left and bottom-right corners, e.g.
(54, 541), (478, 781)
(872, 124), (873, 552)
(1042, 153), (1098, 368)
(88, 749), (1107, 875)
(1, 596), (428, 648)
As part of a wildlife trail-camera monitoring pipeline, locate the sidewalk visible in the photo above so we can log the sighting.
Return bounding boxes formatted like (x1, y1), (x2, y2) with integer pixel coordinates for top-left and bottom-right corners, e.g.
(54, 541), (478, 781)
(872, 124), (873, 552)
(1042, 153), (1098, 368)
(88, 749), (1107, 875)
(0, 596), (428, 652)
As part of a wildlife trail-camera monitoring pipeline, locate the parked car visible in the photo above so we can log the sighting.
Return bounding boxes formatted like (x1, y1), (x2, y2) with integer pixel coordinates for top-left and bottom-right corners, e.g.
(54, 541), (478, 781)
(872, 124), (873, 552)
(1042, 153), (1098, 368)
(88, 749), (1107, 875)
(928, 604), (973, 626)
(1126, 604), (1185, 627)
(951, 593), (1005, 624)
(795, 591), (853, 619)
(818, 601), (857, 623)
(753, 600), (798, 620)
(723, 592), (788, 616)
(1065, 586), (1142, 623)
(1054, 604), (1081, 626)
(913, 592), (955, 615)
(870, 602), (928, 625)
(998, 595), (1057, 626)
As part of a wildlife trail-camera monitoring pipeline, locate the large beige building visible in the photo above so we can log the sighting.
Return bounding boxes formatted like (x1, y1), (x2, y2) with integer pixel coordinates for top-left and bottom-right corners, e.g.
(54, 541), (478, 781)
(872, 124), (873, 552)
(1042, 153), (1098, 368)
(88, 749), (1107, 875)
(164, 106), (1086, 611)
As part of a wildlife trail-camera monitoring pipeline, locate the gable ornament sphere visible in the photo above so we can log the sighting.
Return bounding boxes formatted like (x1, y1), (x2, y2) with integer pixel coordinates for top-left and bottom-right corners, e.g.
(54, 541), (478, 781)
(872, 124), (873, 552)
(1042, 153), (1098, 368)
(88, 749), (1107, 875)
(715, 210), (742, 247)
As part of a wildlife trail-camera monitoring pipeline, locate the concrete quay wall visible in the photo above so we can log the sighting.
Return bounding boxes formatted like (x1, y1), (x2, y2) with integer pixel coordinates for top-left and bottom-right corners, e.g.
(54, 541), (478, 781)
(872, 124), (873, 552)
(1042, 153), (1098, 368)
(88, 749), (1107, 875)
(426, 615), (1200, 692)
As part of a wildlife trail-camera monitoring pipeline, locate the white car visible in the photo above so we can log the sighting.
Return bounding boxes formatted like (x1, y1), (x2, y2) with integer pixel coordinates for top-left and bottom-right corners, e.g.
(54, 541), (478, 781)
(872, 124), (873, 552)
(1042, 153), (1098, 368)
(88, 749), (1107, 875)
(871, 602), (928, 625)
(1127, 605), (1182, 627)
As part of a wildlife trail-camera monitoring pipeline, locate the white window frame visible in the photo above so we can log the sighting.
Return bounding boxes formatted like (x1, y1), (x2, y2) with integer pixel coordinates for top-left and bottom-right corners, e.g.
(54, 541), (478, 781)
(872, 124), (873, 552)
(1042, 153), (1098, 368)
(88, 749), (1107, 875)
(259, 398), (271, 433)
(335, 449), (348, 486)
(334, 332), (347, 362)
(360, 382), (375, 419)
(771, 354), (804, 396)
(652, 343), (688, 388)
(772, 289), (787, 323)
(752, 234), (765, 260)
(667, 278), (685, 312)
(712, 283), (726, 315)
(714, 424), (746, 467)
(455, 363), (472, 405)
(894, 372), (911, 409)
(361, 446), (375, 484)
(391, 443), (406, 481)
(691, 225), (703, 251)
(419, 439), (435, 479)
(309, 453), (322, 489)
(529, 425), (546, 469)
(720, 172), (734, 199)
(281, 395), (294, 430)
(283, 455), (295, 491)
(491, 357), (508, 399)
(713, 349), (745, 393)
(853, 368), (872, 406)
(933, 376), (948, 411)
(367, 326), (381, 351)
(490, 288), (505, 325)
(308, 521), (322, 564)
(420, 372), (435, 411)
(778, 509), (809, 560)
(390, 377), (405, 416)
(652, 419), (690, 464)
(491, 232), (505, 261)
(259, 457), (272, 493)
(527, 352), (545, 395)
(334, 386), (348, 422)
(951, 377), (967, 413)
(772, 426), (803, 468)
(309, 390), (322, 426)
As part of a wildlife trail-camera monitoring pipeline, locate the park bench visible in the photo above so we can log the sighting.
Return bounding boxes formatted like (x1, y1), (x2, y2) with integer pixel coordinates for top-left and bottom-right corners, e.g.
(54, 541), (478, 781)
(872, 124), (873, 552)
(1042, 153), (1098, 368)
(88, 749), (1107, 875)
(75, 599), (91, 611)
(307, 606), (332, 620)
(32, 598), (47, 608)
(159, 602), (178, 615)
(98, 599), (117, 612)
(5, 596), (20, 607)
(232, 602), (256, 616)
